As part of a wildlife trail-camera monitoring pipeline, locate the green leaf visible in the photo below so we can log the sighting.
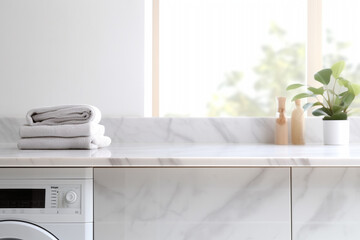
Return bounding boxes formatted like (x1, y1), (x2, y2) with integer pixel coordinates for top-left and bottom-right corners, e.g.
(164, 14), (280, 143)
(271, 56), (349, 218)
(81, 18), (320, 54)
(312, 107), (333, 117)
(352, 83), (360, 96)
(314, 69), (332, 85)
(308, 87), (324, 95)
(335, 96), (341, 105)
(338, 77), (349, 87)
(312, 108), (328, 116)
(303, 102), (314, 112)
(332, 105), (344, 114)
(342, 92), (355, 108)
(339, 91), (347, 97)
(331, 61), (345, 79)
(348, 84), (355, 95)
(322, 107), (333, 116)
(286, 83), (304, 91)
(323, 112), (347, 120)
(292, 93), (312, 101)
(338, 77), (355, 95)
(303, 102), (322, 112)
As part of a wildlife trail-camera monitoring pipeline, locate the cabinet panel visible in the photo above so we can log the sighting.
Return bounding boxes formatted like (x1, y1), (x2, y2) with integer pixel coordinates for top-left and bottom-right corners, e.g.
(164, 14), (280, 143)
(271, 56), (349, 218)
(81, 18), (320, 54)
(293, 168), (360, 240)
(95, 168), (290, 240)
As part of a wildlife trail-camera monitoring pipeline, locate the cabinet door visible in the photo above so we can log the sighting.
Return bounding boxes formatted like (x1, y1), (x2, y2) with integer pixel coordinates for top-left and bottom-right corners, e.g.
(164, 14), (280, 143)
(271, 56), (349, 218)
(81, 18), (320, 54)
(94, 168), (290, 240)
(293, 168), (360, 240)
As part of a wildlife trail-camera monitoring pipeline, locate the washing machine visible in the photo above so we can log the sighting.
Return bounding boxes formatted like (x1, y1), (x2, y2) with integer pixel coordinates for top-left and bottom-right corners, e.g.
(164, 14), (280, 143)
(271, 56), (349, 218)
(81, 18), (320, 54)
(0, 168), (93, 240)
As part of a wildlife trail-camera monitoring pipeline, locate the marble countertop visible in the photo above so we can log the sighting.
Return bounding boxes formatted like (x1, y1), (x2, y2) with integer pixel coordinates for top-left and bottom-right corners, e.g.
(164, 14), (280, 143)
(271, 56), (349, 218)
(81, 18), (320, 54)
(1, 143), (360, 167)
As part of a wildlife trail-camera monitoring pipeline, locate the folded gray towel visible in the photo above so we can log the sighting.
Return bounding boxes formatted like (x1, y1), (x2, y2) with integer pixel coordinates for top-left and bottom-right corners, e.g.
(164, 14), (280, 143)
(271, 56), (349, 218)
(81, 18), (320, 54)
(20, 123), (105, 138)
(26, 105), (101, 125)
(18, 135), (111, 150)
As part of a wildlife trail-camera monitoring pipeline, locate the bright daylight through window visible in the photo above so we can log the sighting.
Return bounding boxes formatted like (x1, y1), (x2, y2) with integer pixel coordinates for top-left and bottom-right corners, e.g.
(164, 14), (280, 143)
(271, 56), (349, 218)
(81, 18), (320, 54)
(323, 0), (360, 114)
(158, 0), (306, 117)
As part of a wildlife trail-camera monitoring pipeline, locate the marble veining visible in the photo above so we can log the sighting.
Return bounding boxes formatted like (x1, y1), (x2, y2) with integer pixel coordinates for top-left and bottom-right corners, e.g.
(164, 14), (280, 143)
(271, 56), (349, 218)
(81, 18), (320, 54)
(292, 168), (360, 240)
(94, 168), (290, 240)
(101, 117), (277, 143)
(1, 143), (360, 167)
(4, 117), (360, 144)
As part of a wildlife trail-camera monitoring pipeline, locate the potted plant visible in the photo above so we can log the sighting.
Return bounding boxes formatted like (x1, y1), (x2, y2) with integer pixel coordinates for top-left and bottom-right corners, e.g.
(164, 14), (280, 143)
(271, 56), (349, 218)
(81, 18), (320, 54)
(287, 61), (360, 145)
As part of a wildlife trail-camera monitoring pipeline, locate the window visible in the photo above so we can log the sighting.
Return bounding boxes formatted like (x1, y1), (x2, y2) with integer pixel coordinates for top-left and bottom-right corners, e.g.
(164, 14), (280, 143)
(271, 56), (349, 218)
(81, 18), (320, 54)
(323, 0), (360, 113)
(151, 0), (358, 117)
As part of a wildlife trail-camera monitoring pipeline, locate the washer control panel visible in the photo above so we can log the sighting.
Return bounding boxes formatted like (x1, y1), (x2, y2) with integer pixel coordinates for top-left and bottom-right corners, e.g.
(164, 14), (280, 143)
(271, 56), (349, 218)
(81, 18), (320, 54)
(0, 169), (93, 223)
(0, 183), (82, 215)
(50, 184), (81, 214)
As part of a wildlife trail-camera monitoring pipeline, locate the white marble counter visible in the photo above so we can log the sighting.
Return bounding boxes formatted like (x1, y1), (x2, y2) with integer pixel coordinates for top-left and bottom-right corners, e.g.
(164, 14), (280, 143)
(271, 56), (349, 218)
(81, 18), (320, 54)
(1, 143), (360, 167)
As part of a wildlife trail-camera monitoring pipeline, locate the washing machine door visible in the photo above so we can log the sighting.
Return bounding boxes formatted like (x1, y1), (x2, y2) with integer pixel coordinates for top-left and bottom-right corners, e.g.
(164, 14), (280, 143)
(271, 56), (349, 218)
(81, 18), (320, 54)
(0, 221), (58, 240)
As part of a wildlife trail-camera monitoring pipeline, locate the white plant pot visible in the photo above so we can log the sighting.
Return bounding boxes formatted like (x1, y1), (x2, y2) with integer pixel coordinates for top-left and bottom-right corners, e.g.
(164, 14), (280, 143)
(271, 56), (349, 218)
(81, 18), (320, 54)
(323, 120), (349, 145)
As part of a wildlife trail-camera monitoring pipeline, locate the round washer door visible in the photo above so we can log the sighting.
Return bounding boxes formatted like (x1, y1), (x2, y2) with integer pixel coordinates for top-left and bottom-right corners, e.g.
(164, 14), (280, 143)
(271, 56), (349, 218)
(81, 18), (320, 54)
(0, 221), (58, 240)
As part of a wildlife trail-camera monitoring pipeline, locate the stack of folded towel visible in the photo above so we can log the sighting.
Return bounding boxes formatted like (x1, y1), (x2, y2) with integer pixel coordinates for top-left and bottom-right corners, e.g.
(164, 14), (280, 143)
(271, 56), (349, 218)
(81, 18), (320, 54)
(17, 105), (111, 150)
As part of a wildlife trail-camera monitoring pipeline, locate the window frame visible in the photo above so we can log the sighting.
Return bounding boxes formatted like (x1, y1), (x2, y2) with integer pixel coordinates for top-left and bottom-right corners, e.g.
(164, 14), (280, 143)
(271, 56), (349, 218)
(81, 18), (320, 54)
(151, 0), (322, 117)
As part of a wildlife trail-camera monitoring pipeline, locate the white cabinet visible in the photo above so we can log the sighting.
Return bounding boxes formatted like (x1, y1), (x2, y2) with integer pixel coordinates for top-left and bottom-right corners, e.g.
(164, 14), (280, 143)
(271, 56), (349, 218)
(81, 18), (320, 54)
(94, 168), (290, 240)
(292, 168), (360, 240)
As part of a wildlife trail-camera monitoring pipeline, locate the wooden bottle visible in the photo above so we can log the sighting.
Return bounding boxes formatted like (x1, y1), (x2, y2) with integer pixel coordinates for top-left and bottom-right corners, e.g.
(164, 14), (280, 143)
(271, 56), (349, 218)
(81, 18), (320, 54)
(291, 99), (305, 145)
(275, 97), (288, 145)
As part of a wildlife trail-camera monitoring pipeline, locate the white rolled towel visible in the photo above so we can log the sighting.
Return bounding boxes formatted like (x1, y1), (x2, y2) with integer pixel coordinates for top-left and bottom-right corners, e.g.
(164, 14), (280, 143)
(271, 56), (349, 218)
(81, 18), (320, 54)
(20, 123), (105, 138)
(18, 135), (111, 150)
(26, 105), (101, 125)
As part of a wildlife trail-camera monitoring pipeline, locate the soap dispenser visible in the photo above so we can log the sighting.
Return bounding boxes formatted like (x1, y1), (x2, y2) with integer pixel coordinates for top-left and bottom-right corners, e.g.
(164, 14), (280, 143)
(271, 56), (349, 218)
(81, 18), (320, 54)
(291, 99), (305, 145)
(275, 97), (288, 145)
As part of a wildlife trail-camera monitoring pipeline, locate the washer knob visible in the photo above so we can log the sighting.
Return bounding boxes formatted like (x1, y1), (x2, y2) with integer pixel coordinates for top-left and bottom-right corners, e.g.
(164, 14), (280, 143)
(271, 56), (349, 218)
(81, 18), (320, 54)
(65, 191), (77, 204)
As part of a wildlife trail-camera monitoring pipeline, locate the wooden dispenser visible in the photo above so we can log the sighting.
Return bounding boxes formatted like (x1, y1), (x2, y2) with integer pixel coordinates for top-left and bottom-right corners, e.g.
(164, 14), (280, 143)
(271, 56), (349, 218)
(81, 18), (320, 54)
(275, 97), (288, 145)
(291, 99), (305, 145)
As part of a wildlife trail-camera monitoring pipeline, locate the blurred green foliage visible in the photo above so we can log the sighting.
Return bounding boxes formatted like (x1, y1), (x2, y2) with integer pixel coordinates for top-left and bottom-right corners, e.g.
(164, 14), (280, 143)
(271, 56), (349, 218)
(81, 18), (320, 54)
(208, 26), (360, 116)
(208, 23), (305, 116)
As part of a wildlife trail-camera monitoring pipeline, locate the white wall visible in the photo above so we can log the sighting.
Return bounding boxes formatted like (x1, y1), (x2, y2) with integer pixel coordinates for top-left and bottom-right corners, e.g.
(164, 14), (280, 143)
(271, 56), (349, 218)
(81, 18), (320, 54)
(0, 0), (144, 117)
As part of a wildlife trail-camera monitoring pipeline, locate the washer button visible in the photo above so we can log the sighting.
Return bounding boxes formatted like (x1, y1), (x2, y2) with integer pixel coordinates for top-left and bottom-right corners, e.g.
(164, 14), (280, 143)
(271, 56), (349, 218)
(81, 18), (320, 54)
(65, 191), (77, 204)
